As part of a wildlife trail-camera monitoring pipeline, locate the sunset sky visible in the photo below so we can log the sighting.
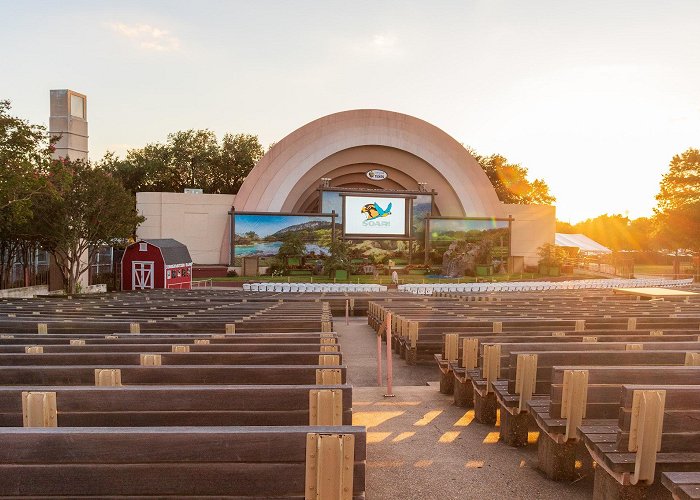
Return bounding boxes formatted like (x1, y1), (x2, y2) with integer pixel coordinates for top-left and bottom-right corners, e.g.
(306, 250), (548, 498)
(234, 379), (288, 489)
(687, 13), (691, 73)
(2, 0), (699, 222)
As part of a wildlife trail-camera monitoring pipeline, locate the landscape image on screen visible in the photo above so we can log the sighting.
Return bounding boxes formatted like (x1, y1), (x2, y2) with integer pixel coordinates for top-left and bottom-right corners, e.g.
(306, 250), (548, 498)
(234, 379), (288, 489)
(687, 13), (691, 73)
(427, 218), (510, 276)
(233, 214), (338, 267)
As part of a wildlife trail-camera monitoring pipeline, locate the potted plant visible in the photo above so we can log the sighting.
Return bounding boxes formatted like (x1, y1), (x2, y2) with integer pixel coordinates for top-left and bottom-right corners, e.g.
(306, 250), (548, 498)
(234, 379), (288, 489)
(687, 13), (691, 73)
(537, 243), (566, 276)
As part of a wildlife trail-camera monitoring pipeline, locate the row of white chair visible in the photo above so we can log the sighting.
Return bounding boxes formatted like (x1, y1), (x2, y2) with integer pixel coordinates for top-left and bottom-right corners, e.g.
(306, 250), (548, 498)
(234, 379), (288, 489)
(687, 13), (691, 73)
(242, 283), (388, 293)
(398, 278), (694, 295)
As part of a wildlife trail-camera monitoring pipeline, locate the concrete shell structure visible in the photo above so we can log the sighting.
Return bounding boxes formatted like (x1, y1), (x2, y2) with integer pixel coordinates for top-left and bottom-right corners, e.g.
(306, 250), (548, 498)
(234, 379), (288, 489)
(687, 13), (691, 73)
(235, 109), (504, 217)
(137, 109), (555, 265)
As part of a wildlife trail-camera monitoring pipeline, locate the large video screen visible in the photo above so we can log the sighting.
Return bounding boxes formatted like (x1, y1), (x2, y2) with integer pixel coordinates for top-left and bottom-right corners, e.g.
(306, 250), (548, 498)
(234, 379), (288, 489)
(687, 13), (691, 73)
(427, 218), (511, 273)
(233, 213), (337, 266)
(343, 195), (408, 237)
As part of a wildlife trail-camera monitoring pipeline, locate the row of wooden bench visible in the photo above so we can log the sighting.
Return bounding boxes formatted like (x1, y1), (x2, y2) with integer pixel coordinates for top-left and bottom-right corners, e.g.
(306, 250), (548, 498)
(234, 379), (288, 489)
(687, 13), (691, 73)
(432, 324), (700, 498)
(369, 289), (700, 498)
(0, 300), (367, 498)
(0, 287), (417, 319)
(0, 291), (335, 333)
(367, 297), (700, 365)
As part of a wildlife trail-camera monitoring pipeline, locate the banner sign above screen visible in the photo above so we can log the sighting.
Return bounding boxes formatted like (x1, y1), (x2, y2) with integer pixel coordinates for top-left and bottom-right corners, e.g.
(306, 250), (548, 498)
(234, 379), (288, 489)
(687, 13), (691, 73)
(343, 195), (408, 237)
(366, 169), (388, 181)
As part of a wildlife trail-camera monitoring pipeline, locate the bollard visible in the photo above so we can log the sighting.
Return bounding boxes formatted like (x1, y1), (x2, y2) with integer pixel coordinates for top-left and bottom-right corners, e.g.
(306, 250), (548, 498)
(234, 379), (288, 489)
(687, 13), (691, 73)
(345, 299), (349, 326)
(376, 320), (383, 387)
(385, 312), (394, 397)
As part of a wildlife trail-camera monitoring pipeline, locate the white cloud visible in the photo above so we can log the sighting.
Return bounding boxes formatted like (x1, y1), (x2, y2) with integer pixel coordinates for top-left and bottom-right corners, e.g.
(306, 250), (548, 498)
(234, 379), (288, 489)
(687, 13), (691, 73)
(349, 33), (402, 58)
(370, 34), (399, 55)
(110, 23), (180, 52)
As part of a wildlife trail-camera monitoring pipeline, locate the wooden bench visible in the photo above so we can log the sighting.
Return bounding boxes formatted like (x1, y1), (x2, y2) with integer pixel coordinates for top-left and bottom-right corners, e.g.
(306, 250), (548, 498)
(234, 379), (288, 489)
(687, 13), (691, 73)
(0, 385), (353, 426)
(445, 338), (699, 406)
(435, 335), (700, 388)
(0, 351), (342, 366)
(528, 366), (700, 481)
(662, 472), (700, 500)
(473, 350), (695, 427)
(0, 342), (340, 353)
(0, 364), (346, 385)
(0, 426), (367, 498)
(579, 384), (700, 499)
(0, 333), (339, 345)
(404, 323), (700, 365)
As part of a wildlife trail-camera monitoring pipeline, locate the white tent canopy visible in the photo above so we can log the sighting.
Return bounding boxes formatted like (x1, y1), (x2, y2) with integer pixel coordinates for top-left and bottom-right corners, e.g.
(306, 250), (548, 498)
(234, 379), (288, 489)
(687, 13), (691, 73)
(555, 233), (612, 254)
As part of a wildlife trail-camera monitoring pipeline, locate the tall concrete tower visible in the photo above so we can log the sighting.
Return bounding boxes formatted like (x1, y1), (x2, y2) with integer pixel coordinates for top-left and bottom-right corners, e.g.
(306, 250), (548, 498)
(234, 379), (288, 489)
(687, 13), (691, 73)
(47, 89), (90, 292)
(49, 89), (88, 160)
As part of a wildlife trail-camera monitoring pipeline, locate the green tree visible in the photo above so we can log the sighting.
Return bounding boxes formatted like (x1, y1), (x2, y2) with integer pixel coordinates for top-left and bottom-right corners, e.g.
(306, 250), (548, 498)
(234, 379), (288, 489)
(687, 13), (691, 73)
(570, 214), (633, 251)
(654, 202), (700, 253)
(467, 148), (556, 205)
(0, 100), (55, 288)
(216, 133), (265, 193)
(537, 243), (567, 267)
(167, 129), (220, 190)
(34, 160), (144, 293)
(628, 217), (655, 252)
(557, 214), (656, 252)
(655, 148), (700, 212)
(653, 148), (700, 252)
(99, 130), (264, 195)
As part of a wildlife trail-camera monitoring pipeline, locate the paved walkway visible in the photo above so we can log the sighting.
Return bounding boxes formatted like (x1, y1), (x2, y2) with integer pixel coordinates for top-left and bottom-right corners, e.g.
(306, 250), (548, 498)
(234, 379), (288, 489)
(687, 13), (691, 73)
(336, 317), (594, 499)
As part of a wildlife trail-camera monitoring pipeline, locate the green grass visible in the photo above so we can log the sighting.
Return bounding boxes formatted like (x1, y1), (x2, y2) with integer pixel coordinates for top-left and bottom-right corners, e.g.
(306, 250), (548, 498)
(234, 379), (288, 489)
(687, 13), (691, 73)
(634, 264), (694, 276)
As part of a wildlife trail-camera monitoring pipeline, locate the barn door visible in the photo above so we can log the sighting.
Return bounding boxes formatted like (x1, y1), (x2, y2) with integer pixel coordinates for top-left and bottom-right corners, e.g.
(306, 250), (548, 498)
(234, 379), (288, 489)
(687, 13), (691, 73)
(132, 261), (154, 290)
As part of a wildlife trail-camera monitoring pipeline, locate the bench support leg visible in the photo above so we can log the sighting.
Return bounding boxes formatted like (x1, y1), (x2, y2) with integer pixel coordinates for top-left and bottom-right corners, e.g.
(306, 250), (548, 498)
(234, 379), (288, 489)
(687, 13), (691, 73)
(537, 432), (576, 481)
(453, 378), (473, 407)
(406, 348), (417, 366)
(439, 370), (454, 394)
(473, 390), (497, 425)
(592, 464), (669, 500)
(499, 404), (529, 447)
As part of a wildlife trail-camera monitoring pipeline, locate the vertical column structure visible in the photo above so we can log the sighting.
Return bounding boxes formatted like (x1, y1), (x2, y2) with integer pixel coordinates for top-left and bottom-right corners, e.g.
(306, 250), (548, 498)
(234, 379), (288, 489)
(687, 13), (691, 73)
(49, 89), (88, 161)
(48, 90), (90, 291)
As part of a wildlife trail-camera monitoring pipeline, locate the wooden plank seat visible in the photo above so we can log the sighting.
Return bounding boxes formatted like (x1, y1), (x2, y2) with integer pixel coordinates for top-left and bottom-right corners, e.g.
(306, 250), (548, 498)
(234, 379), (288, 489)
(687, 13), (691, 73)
(441, 339), (700, 406)
(528, 367), (700, 482)
(0, 364), (347, 385)
(0, 384), (353, 426)
(578, 384), (700, 499)
(0, 426), (367, 498)
(0, 351), (342, 366)
(404, 327), (700, 366)
(475, 350), (695, 430)
(662, 472), (700, 500)
(0, 321), (333, 334)
(0, 342), (340, 353)
(0, 333), (339, 345)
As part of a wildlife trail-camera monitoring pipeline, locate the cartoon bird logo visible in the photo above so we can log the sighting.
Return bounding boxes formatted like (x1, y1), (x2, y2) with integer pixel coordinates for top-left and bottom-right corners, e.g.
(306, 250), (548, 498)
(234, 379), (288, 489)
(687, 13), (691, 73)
(361, 202), (392, 221)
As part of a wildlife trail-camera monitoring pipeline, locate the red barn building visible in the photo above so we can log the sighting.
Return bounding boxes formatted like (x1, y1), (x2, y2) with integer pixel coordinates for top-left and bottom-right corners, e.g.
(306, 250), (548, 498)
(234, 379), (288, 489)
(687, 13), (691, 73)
(121, 239), (193, 290)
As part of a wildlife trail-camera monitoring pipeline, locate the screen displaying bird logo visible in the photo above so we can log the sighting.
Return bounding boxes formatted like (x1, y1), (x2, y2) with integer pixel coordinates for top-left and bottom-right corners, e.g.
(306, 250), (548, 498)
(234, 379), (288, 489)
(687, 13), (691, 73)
(361, 202), (392, 221)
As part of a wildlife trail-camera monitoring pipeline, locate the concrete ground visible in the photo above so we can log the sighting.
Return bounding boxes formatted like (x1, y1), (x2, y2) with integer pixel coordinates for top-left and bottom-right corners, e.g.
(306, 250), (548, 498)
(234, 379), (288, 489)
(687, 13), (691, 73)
(337, 317), (594, 500)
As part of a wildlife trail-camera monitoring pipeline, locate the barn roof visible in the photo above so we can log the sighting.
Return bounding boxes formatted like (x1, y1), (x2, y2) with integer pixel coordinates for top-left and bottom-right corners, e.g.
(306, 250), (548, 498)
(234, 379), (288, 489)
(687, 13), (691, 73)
(142, 239), (192, 265)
